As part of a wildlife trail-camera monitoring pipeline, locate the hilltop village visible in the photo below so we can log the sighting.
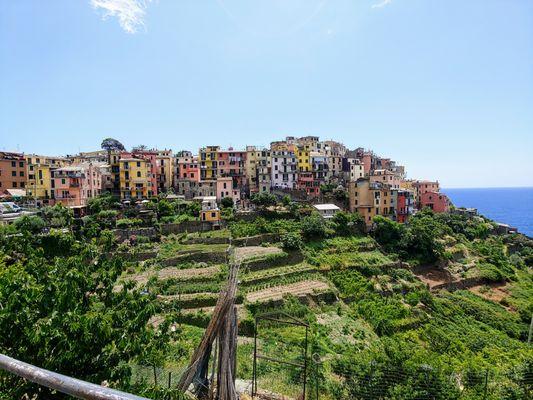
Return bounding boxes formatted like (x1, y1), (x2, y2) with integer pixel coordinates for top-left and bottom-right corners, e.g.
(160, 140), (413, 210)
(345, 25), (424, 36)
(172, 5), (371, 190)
(0, 135), (449, 224)
(0, 135), (531, 399)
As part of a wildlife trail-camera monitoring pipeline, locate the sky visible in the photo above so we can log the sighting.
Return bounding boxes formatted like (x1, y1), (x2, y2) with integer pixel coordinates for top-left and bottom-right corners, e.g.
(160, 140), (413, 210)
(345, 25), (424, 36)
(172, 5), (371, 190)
(1, 0), (532, 188)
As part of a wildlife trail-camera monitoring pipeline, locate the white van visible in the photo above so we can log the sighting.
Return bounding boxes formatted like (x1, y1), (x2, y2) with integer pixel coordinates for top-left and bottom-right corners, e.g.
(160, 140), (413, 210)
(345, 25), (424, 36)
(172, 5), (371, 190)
(0, 202), (22, 215)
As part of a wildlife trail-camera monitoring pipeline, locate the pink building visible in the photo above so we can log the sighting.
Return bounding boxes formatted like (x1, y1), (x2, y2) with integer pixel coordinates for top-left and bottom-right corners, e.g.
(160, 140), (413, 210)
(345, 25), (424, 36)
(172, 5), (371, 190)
(53, 162), (103, 207)
(361, 152), (372, 175)
(419, 191), (449, 213)
(413, 180), (440, 209)
(216, 176), (241, 203)
(297, 172), (320, 197)
(177, 153), (200, 182)
(217, 148), (246, 189)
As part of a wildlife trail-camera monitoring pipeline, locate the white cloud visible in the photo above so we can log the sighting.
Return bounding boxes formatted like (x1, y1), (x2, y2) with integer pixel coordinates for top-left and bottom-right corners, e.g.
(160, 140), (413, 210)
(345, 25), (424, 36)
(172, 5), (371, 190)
(91, 0), (152, 33)
(372, 0), (392, 9)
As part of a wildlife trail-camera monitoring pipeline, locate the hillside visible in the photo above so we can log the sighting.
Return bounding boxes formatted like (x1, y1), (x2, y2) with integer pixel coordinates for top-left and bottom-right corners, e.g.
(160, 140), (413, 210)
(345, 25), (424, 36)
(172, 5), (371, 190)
(0, 200), (531, 399)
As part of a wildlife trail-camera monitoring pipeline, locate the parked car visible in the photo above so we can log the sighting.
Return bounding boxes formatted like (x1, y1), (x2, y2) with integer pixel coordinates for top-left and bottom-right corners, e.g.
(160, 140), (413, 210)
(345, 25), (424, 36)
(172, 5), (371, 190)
(0, 202), (22, 215)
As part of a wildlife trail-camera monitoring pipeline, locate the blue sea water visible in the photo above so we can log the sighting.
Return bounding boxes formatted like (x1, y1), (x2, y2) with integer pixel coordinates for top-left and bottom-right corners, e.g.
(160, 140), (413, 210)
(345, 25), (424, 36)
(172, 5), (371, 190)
(443, 187), (533, 238)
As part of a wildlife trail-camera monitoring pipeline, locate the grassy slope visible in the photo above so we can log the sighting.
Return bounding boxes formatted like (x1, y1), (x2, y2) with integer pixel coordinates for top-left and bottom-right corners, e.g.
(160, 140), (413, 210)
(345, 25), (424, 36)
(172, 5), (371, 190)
(125, 229), (532, 399)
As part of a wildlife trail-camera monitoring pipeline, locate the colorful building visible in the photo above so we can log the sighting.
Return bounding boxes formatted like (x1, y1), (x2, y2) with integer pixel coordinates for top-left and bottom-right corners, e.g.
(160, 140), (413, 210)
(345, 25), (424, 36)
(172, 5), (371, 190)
(342, 158), (364, 182)
(370, 169), (402, 189)
(26, 155), (68, 204)
(216, 176), (241, 203)
(348, 178), (393, 226)
(156, 150), (174, 193)
(271, 150), (297, 189)
(420, 191), (449, 213)
(217, 148), (246, 193)
(119, 156), (151, 200)
(0, 152), (26, 191)
(256, 149), (271, 193)
(413, 180), (440, 209)
(53, 162), (103, 207)
(392, 189), (414, 223)
(200, 196), (221, 223)
(199, 146), (220, 181)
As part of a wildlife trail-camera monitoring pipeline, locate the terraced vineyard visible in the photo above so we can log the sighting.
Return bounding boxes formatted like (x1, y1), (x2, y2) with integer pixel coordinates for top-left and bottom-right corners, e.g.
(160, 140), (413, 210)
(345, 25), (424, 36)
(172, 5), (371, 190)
(112, 225), (532, 400)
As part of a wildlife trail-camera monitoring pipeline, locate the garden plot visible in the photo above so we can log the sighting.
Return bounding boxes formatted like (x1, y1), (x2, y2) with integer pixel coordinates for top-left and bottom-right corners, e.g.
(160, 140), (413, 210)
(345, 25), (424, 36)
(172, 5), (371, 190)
(121, 265), (221, 287)
(240, 263), (316, 287)
(246, 280), (330, 303)
(234, 246), (284, 263)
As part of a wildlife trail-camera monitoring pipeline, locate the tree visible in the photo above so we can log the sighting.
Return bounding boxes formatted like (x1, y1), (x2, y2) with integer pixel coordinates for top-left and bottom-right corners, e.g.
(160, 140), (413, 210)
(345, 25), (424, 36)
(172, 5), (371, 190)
(281, 231), (303, 250)
(0, 243), (158, 398)
(301, 213), (327, 239)
(372, 216), (406, 252)
(332, 211), (365, 236)
(101, 138), (125, 163)
(14, 215), (45, 235)
(220, 196), (234, 209)
(87, 194), (120, 214)
(250, 192), (277, 208)
(40, 204), (73, 228)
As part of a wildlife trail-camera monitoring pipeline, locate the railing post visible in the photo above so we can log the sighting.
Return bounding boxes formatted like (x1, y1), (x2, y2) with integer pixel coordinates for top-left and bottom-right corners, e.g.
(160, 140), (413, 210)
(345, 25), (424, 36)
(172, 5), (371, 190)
(0, 354), (149, 400)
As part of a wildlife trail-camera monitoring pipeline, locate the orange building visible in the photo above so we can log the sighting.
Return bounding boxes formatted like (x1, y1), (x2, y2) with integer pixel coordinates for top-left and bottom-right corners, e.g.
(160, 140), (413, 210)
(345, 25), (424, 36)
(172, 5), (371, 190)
(0, 152), (26, 191)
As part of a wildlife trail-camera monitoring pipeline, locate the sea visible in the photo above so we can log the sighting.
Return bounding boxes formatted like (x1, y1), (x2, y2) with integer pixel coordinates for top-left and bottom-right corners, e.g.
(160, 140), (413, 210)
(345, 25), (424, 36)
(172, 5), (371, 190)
(443, 187), (533, 238)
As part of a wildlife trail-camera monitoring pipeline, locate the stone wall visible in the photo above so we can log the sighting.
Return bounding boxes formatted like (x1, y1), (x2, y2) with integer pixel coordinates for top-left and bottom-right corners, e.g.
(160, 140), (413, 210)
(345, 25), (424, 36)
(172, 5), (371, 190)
(160, 250), (228, 266)
(114, 227), (159, 242)
(232, 233), (280, 247)
(161, 220), (226, 235)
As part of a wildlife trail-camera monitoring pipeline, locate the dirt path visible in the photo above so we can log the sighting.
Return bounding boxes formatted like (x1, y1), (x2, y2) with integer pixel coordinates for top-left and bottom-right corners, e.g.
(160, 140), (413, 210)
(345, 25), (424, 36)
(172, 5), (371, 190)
(246, 280), (330, 303)
(413, 265), (458, 289)
(469, 281), (509, 303)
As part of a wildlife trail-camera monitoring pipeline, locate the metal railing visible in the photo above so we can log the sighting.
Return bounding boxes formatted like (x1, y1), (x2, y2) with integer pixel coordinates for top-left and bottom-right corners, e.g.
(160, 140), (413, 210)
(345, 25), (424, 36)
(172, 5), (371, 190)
(0, 354), (149, 400)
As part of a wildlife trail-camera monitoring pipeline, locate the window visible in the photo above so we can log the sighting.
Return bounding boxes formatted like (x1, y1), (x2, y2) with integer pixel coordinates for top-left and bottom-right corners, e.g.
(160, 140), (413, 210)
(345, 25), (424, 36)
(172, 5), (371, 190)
(137, 161), (141, 167)
(211, 212), (216, 218)
(19, 161), (24, 167)
(11, 171), (16, 177)
(13, 182), (17, 188)
(137, 171), (141, 178)
(11, 161), (16, 168)
(62, 178), (65, 184)
(19, 171), (24, 177)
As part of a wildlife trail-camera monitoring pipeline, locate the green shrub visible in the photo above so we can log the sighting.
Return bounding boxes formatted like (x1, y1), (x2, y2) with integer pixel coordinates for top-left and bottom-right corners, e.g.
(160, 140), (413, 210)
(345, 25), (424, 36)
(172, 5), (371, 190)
(14, 215), (46, 234)
(116, 218), (143, 228)
(281, 231), (303, 250)
(301, 213), (327, 239)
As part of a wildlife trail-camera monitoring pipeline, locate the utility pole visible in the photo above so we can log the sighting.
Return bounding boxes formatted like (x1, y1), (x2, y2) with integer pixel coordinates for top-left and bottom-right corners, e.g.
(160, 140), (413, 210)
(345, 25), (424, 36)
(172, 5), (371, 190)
(527, 314), (533, 344)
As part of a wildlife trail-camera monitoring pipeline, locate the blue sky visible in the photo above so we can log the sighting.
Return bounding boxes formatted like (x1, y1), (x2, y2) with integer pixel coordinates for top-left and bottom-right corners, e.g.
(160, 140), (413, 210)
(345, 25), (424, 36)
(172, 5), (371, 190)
(1, 0), (532, 188)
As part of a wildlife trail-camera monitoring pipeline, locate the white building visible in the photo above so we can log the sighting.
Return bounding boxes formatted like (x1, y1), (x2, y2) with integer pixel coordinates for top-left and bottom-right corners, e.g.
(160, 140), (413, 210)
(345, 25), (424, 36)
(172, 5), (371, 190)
(271, 150), (297, 189)
(313, 203), (341, 219)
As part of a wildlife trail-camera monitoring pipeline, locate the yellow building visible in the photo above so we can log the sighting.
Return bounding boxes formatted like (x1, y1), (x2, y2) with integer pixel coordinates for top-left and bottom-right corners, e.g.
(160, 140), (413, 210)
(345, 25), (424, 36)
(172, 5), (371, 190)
(26, 155), (68, 204)
(348, 178), (393, 226)
(200, 196), (221, 223)
(119, 157), (150, 199)
(156, 150), (174, 192)
(297, 146), (311, 172)
(245, 146), (260, 193)
(199, 146), (220, 181)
